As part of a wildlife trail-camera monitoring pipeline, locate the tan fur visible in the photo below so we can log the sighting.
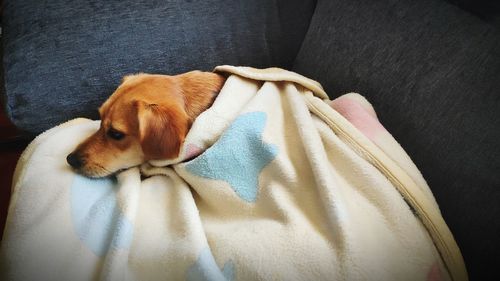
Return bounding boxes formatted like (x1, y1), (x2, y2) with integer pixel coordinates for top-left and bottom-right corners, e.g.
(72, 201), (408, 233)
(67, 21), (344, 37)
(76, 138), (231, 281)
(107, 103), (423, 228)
(68, 71), (226, 177)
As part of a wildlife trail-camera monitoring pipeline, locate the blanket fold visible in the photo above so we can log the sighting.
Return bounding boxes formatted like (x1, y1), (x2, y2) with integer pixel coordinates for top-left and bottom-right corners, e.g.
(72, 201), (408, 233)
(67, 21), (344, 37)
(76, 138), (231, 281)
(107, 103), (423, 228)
(0, 66), (466, 281)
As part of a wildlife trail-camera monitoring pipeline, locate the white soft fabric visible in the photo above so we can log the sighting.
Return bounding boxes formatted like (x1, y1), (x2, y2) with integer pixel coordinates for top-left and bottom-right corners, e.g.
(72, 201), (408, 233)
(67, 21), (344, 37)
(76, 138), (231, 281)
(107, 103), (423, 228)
(0, 66), (464, 281)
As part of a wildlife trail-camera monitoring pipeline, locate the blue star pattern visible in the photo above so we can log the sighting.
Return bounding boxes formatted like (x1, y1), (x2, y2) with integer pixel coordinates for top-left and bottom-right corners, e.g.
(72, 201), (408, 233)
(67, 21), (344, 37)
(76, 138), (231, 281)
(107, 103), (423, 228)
(70, 175), (134, 257)
(185, 111), (278, 202)
(186, 247), (235, 281)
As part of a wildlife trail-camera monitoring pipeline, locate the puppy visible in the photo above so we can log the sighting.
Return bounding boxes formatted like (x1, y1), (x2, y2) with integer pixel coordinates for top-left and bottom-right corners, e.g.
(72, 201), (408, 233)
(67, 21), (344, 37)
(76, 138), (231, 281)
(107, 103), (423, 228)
(67, 71), (226, 177)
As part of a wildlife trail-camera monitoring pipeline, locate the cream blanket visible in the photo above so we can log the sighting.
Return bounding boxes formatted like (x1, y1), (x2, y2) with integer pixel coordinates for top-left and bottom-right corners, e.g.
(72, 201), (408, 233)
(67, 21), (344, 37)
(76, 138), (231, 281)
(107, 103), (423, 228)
(0, 66), (466, 281)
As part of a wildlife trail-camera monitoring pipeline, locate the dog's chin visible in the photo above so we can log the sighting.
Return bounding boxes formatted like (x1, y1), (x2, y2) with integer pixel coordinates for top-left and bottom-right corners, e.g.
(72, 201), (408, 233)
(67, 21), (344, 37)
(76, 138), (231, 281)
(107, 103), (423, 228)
(74, 169), (112, 179)
(74, 165), (139, 178)
(71, 164), (115, 178)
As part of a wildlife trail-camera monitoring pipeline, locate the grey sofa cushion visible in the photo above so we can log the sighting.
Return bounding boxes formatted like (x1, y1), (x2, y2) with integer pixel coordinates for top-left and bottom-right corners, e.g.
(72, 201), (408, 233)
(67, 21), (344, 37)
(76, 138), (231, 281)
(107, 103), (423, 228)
(2, 0), (316, 134)
(293, 0), (500, 280)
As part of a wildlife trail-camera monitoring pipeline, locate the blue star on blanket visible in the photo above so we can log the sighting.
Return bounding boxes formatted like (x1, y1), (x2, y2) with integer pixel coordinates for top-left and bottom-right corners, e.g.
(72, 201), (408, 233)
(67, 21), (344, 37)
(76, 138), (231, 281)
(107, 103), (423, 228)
(186, 111), (278, 202)
(70, 175), (134, 257)
(186, 247), (235, 281)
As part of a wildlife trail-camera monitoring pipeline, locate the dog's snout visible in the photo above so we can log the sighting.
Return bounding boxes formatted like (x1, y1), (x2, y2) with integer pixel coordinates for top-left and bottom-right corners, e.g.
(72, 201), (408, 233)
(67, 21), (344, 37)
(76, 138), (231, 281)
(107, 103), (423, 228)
(67, 152), (84, 169)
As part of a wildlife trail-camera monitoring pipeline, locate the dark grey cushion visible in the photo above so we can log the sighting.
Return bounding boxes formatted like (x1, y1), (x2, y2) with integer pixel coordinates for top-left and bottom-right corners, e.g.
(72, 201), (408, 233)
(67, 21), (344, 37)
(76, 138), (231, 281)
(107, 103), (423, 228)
(2, 0), (316, 134)
(293, 1), (500, 280)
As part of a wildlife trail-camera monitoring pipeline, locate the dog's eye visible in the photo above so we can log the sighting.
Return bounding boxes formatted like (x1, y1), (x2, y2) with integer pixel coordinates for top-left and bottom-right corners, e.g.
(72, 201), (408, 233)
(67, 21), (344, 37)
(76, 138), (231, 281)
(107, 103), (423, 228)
(107, 129), (125, 140)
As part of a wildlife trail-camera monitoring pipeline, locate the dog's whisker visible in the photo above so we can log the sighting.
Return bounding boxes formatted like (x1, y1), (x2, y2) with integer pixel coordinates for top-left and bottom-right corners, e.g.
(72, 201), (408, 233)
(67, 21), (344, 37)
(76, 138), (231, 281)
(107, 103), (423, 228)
(93, 163), (113, 176)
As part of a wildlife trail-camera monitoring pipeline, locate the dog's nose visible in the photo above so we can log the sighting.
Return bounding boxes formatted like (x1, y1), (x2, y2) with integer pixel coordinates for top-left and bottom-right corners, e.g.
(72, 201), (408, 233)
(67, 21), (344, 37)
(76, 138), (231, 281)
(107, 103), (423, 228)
(67, 152), (83, 169)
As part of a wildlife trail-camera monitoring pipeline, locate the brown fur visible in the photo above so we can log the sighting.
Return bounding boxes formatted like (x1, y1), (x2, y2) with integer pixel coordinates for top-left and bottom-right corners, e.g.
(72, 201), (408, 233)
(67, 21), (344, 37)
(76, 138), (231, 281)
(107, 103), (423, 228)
(67, 71), (226, 177)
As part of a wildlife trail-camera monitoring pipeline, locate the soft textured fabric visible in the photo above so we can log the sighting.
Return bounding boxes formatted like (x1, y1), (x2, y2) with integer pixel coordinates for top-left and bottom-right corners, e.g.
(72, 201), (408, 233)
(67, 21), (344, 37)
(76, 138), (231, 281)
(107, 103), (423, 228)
(0, 66), (465, 281)
(1, 0), (316, 134)
(293, 1), (500, 280)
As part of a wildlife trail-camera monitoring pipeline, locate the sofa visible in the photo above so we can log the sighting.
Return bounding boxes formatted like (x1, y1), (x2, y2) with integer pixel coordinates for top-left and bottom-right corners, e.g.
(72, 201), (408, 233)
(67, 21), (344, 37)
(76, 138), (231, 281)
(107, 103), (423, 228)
(1, 0), (499, 280)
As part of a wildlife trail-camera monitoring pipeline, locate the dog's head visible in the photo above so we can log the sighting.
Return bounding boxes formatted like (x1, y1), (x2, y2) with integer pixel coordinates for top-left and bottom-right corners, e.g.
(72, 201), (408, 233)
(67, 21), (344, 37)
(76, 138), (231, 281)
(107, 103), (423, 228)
(67, 71), (225, 177)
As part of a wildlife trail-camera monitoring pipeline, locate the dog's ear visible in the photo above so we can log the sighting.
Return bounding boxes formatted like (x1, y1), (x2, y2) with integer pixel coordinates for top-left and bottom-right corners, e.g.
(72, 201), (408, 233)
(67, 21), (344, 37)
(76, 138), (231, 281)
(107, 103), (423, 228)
(177, 71), (226, 121)
(135, 101), (189, 160)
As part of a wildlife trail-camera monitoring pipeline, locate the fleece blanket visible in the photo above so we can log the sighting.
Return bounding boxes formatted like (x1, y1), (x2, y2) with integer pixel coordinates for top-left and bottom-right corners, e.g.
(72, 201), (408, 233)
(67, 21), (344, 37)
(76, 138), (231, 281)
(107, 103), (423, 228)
(0, 66), (466, 281)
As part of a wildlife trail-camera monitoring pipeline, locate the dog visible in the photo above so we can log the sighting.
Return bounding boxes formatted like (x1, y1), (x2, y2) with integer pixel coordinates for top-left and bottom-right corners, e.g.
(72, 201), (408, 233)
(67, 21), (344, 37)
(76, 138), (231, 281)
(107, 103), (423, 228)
(66, 71), (226, 178)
